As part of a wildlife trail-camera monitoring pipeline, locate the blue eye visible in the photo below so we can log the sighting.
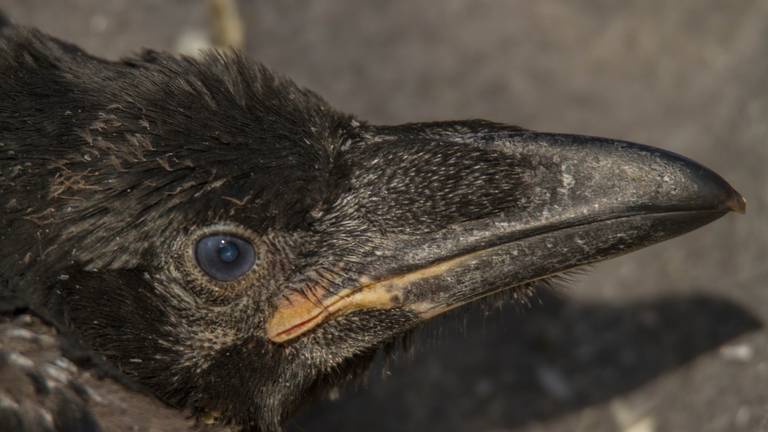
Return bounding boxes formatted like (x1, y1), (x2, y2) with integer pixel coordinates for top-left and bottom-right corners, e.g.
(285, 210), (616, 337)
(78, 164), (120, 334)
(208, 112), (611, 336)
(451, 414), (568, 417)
(195, 234), (257, 281)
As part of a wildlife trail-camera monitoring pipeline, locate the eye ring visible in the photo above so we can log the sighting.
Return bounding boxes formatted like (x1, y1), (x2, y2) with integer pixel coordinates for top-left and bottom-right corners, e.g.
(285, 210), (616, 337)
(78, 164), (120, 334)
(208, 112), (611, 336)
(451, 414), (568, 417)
(195, 234), (257, 281)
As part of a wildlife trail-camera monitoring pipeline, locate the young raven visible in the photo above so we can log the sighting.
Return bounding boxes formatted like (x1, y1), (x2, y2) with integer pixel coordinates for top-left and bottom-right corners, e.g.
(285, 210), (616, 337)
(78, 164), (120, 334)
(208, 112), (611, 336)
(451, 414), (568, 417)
(0, 21), (745, 432)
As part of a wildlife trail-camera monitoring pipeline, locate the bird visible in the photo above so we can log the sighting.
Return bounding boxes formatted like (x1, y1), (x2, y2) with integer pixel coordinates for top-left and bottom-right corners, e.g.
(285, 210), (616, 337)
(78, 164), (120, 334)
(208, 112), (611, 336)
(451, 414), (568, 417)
(0, 17), (746, 432)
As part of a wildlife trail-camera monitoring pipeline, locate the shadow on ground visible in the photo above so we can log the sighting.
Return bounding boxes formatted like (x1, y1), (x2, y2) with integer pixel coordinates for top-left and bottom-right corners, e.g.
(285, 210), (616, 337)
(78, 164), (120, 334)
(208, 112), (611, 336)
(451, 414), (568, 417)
(291, 293), (762, 431)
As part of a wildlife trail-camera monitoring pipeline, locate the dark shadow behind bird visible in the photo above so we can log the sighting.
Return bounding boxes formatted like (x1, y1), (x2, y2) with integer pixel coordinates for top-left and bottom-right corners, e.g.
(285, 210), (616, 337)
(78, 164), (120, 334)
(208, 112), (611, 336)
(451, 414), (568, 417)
(291, 293), (762, 431)
(0, 10), (9, 30)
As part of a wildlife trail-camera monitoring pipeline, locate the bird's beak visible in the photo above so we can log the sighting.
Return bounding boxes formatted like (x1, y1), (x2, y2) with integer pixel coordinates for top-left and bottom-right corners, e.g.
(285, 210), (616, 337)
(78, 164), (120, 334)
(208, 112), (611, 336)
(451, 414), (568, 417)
(266, 130), (745, 343)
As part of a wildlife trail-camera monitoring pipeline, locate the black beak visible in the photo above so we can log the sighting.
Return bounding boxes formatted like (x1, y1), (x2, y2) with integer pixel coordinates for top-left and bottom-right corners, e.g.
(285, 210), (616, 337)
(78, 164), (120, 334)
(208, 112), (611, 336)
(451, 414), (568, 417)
(267, 126), (744, 342)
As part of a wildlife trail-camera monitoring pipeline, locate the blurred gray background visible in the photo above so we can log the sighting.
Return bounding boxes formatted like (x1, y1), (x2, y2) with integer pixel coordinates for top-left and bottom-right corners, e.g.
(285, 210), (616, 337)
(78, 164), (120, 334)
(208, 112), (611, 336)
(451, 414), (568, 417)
(1, 1), (766, 431)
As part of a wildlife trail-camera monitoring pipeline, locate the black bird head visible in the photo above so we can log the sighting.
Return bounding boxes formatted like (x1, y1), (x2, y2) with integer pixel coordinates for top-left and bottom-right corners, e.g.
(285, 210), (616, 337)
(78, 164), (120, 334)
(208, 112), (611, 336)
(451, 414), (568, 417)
(0, 27), (745, 431)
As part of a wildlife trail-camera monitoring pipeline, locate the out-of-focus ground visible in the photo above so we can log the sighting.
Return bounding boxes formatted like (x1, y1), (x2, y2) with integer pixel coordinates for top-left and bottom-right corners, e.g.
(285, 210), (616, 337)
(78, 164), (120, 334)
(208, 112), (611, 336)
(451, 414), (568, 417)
(1, 1), (767, 431)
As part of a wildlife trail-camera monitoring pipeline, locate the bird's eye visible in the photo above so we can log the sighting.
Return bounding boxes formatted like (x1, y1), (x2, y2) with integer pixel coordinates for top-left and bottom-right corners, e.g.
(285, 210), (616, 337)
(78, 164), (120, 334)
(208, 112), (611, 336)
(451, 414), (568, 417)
(195, 234), (257, 281)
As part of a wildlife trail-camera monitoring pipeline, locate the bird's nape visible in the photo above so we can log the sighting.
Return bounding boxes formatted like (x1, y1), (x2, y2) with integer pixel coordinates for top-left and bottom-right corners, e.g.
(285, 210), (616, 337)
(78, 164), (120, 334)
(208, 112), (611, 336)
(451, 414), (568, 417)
(0, 21), (745, 432)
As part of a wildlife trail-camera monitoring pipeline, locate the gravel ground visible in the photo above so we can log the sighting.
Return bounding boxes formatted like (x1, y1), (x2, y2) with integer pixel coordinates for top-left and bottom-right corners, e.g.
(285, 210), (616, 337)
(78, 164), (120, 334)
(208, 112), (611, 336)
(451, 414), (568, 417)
(1, 1), (766, 431)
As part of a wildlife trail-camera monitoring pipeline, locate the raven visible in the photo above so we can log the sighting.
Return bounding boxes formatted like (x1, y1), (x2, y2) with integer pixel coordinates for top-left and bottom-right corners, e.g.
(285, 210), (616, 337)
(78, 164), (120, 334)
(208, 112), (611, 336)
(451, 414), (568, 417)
(0, 22), (745, 432)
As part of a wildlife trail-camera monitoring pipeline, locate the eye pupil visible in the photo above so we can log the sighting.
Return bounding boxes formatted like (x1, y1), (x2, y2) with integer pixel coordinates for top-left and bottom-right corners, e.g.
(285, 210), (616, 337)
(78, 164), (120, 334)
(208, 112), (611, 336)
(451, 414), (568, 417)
(218, 241), (240, 263)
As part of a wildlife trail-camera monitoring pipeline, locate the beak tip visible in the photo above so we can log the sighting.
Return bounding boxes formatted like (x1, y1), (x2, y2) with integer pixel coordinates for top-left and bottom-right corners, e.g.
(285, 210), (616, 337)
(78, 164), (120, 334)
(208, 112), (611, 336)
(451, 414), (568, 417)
(727, 192), (747, 215)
